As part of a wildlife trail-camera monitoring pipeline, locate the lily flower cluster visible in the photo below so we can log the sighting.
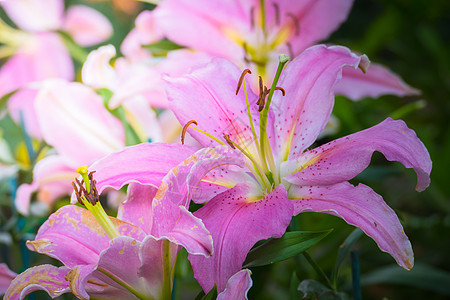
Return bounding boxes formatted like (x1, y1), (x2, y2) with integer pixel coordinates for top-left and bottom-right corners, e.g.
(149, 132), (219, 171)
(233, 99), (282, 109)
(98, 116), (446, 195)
(1, 0), (431, 299)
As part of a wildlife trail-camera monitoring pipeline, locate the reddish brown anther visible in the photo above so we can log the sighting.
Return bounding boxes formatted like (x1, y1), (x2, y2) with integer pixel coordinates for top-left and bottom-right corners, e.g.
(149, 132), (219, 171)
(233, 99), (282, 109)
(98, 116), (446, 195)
(286, 13), (300, 35)
(236, 69), (252, 95)
(286, 42), (294, 59)
(273, 3), (280, 26)
(250, 6), (255, 29)
(274, 86), (286, 96)
(72, 171), (99, 206)
(223, 134), (236, 149)
(256, 76), (271, 112)
(181, 120), (198, 144)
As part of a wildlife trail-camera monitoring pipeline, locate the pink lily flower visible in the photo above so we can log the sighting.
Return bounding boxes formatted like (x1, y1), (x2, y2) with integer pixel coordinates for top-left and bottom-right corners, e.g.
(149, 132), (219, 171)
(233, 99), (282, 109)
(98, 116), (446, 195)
(5, 146), (242, 299)
(0, 0), (112, 138)
(165, 45), (430, 292)
(72, 45), (431, 294)
(147, 0), (418, 99)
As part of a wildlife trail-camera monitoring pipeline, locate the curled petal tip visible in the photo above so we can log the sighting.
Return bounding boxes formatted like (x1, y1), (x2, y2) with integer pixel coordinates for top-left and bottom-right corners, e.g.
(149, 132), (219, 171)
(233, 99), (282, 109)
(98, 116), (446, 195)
(358, 54), (370, 74)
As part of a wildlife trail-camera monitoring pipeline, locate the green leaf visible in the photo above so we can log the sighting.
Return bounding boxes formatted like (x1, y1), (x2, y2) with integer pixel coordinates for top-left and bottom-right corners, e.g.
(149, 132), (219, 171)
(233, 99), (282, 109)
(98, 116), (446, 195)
(57, 30), (88, 63)
(390, 99), (427, 120)
(195, 285), (217, 300)
(243, 229), (333, 268)
(361, 263), (450, 296)
(0, 89), (17, 114)
(298, 279), (349, 300)
(290, 272), (301, 300)
(142, 38), (184, 56)
(332, 229), (363, 283)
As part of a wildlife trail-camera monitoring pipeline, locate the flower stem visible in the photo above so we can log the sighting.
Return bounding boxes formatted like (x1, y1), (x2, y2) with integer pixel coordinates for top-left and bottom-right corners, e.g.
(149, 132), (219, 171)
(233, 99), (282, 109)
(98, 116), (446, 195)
(162, 240), (172, 300)
(302, 251), (334, 290)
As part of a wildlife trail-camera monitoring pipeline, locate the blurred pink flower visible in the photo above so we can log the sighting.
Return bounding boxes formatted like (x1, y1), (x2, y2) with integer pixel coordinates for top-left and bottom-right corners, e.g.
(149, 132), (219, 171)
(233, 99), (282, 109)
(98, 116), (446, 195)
(129, 0), (418, 99)
(0, 0), (112, 138)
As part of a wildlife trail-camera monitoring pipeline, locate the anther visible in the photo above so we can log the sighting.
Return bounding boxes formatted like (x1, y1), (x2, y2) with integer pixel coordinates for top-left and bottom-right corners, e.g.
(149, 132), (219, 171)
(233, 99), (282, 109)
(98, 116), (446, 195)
(250, 6), (255, 29)
(236, 69), (252, 95)
(286, 42), (294, 59)
(223, 134), (236, 149)
(73, 171), (99, 206)
(181, 120), (198, 144)
(274, 86), (286, 96)
(286, 13), (300, 36)
(272, 3), (280, 26)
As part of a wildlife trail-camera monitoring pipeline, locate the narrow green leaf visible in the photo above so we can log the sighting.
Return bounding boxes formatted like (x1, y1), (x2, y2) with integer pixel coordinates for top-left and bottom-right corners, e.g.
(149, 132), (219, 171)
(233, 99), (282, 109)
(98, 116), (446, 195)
(361, 263), (450, 296)
(298, 279), (349, 300)
(332, 229), (363, 283)
(243, 229), (333, 268)
(390, 99), (427, 120)
(0, 89), (17, 114)
(142, 38), (184, 56)
(57, 30), (88, 63)
(289, 272), (300, 300)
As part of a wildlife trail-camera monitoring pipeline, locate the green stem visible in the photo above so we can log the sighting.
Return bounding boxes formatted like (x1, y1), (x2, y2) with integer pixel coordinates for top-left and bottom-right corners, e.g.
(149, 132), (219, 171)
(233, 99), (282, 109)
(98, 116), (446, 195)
(302, 251), (334, 290)
(162, 240), (172, 300)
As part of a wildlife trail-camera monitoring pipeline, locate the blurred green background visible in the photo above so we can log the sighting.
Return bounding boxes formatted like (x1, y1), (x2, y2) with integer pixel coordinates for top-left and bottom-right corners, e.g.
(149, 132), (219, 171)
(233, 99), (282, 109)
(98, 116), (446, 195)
(1, 0), (450, 299)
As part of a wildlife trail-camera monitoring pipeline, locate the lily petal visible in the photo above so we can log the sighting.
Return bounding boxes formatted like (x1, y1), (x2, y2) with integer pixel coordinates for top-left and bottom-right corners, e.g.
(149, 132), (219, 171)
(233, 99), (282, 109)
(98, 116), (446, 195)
(189, 184), (293, 292)
(153, 0), (244, 61)
(4, 265), (70, 300)
(282, 118), (432, 191)
(91, 236), (154, 299)
(63, 5), (113, 47)
(81, 45), (116, 89)
(289, 182), (414, 270)
(281, 0), (354, 54)
(152, 203), (213, 256)
(0, 0), (63, 32)
(35, 79), (125, 166)
(27, 205), (145, 268)
(0, 264), (17, 296)
(335, 62), (420, 100)
(217, 269), (252, 300)
(272, 45), (369, 160)
(88, 143), (197, 195)
(117, 183), (157, 234)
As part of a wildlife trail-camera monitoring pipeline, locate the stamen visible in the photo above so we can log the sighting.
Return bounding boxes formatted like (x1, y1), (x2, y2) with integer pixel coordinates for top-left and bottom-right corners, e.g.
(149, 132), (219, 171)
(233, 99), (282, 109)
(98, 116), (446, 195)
(274, 86), (286, 96)
(286, 13), (300, 35)
(272, 3), (280, 26)
(236, 69), (252, 95)
(73, 167), (120, 240)
(73, 171), (99, 206)
(181, 120), (198, 144)
(256, 76), (265, 111)
(223, 134), (236, 149)
(286, 42), (294, 59)
(256, 77), (271, 112)
(250, 6), (255, 29)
